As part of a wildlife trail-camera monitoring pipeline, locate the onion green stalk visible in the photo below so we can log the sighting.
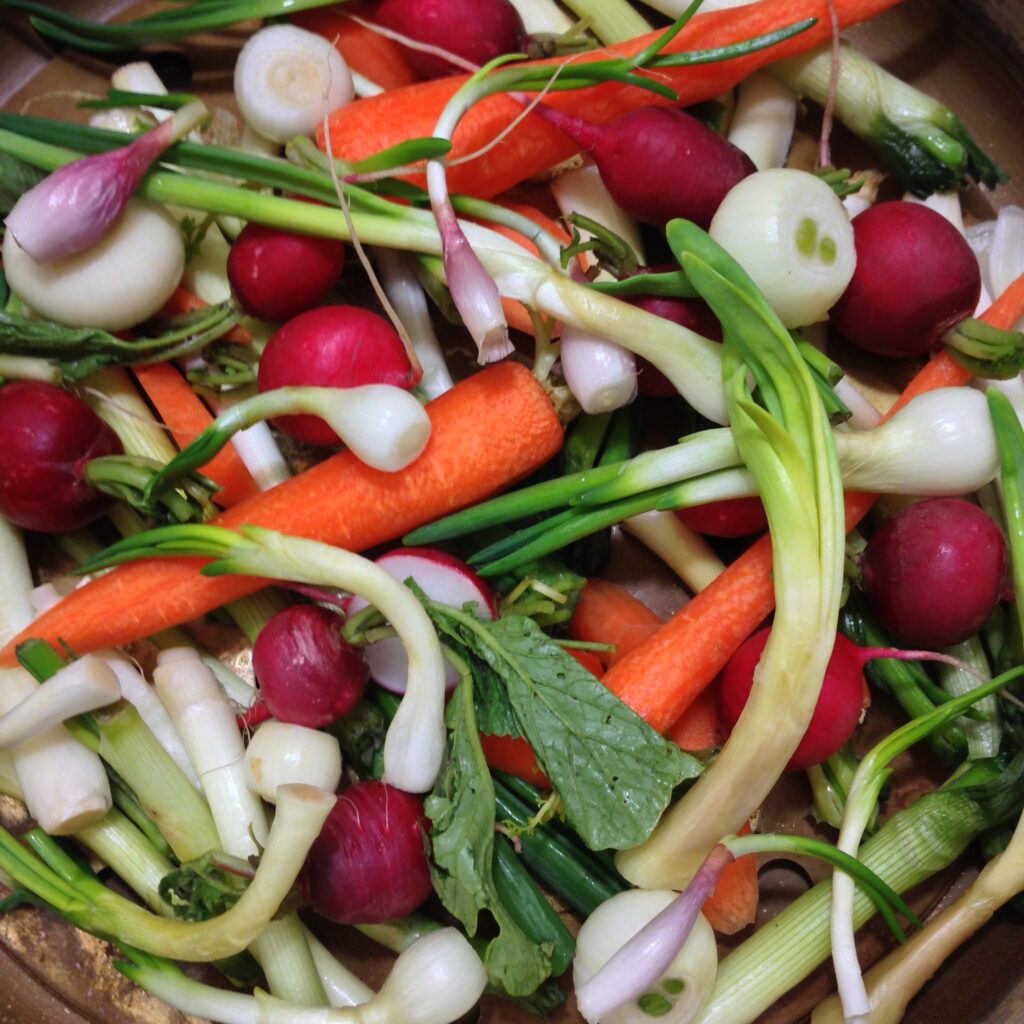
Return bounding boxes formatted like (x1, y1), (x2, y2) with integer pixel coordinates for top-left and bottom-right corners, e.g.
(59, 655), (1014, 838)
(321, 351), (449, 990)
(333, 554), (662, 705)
(80, 525), (448, 794)
(988, 388), (1024, 646)
(75, 807), (175, 915)
(813, 803), (1024, 1024)
(830, 665), (1024, 1023)
(616, 219), (845, 890)
(770, 41), (1006, 196)
(0, 0), (347, 52)
(559, 0), (652, 44)
(0, 784), (334, 960)
(937, 637), (1001, 759)
(699, 754), (1024, 1024)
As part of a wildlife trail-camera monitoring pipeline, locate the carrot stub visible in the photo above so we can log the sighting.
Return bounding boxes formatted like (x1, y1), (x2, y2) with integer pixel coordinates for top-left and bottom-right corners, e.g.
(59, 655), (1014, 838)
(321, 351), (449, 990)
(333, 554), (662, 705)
(702, 822), (758, 935)
(132, 363), (260, 509)
(568, 577), (664, 669)
(158, 286), (253, 345)
(2, 363), (562, 663)
(317, 0), (905, 198)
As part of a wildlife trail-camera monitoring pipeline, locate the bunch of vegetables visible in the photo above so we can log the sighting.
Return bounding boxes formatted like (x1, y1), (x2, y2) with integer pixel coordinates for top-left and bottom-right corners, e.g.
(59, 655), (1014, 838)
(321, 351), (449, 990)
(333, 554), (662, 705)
(1, 1), (1024, 1023)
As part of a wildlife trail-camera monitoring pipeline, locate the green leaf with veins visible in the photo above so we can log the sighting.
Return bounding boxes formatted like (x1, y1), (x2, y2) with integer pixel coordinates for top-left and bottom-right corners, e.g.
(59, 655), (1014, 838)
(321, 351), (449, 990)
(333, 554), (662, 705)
(425, 669), (551, 997)
(429, 610), (522, 739)
(426, 605), (702, 851)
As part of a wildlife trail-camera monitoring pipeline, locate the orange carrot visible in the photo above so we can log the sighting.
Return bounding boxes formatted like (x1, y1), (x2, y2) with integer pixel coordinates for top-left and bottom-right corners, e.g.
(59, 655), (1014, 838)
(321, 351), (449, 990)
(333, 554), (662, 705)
(480, 647), (601, 784)
(158, 286), (253, 345)
(479, 735), (550, 787)
(132, 363), (260, 509)
(701, 822), (758, 935)
(317, 0), (903, 198)
(668, 684), (722, 752)
(1, 363), (562, 663)
(292, 4), (419, 91)
(568, 578), (664, 669)
(599, 275), (1024, 734)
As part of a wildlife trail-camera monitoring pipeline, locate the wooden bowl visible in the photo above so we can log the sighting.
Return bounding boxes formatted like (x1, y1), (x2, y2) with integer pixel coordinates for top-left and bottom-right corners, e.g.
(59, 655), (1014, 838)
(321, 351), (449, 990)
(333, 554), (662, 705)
(0, 2), (1022, 1022)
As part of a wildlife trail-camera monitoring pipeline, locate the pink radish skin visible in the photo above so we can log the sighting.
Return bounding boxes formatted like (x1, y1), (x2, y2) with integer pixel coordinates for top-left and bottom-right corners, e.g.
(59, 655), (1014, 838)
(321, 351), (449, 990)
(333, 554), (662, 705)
(370, 0), (527, 79)
(227, 222), (345, 322)
(257, 305), (420, 446)
(860, 498), (1007, 649)
(719, 625), (984, 771)
(535, 106), (755, 229)
(830, 202), (981, 358)
(628, 293), (722, 397)
(252, 605), (369, 728)
(300, 781), (432, 924)
(718, 628), (868, 772)
(347, 548), (498, 694)
(0, 382), (123, 533)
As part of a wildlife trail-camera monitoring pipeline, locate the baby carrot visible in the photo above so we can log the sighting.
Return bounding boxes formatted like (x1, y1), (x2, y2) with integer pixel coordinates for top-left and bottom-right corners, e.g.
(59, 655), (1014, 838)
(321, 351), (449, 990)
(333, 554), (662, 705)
(667, 684), (722, 752)
(568, 577), (664, 669)
(132, 363), (260, 509)
(317, 0), (904, 198)
(1, 363), (562, 663)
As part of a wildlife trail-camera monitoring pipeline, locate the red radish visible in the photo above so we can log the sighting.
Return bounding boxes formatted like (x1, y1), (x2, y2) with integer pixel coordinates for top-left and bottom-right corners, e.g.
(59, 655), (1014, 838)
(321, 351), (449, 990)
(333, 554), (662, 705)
(628, 293), (722, 397)
(718, 628), (867, 772)
(257, 305), (420, 446)
(252, 605), (369, 728)
(675, 496), (768, 538)
(534, 106), (755, 228)
(300, 780), (432, 924)
(859, 498), (1006, 649)
(369, 0), (527, 79)
(830, 201), (981, 358)
(227, 222), (345, 322)
(0, 382), (122, 533)
(347, 547), (498, 693)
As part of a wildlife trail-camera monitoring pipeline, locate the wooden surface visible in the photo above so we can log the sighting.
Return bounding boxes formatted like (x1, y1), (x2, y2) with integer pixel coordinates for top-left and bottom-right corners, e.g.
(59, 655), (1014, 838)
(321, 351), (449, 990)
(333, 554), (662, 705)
(1, 1), (1024, 1022)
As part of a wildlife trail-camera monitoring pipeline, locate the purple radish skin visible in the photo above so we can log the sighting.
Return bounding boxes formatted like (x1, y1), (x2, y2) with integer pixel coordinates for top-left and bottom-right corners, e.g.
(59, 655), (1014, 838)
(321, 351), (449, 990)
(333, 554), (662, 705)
(537, 106), (756, 228)
(252, 605), (369, 728)
(830, 201), (982, 358)
(860, 498), (1007, 649)
(370, 0), (527, 79)
(0, 382), (123, 533)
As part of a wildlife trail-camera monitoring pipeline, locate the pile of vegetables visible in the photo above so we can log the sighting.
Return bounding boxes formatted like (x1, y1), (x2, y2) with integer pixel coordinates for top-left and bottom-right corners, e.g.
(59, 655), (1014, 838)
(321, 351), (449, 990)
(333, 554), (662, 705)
(1, 1), (1024, 1023)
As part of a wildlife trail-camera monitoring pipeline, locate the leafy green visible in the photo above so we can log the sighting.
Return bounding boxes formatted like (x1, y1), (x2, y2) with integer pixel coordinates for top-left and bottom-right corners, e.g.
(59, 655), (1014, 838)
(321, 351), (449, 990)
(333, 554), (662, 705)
(0, 150), (43, 215)
(0, 302), (242, 380)
(426, 605), (701, 851)
(425, 667), (551, 997)
(158, 854), (249, 922)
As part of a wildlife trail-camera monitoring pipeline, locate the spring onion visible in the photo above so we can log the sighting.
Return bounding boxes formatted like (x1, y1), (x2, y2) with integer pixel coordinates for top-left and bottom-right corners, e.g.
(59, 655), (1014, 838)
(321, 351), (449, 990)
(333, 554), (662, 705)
(708, 168), (856, 328)
(0, 654), (120, 749)
(621, 510), (725, 593)
(770, 41), (1006, 196)
(80, 525), (447, 793)
(617, 219), (845, 888)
